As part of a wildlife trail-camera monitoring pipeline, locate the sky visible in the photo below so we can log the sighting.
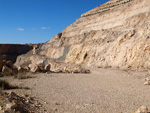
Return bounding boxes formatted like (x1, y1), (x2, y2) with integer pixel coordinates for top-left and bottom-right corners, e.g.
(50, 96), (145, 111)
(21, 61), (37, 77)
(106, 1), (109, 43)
(0, 0), (109, 44)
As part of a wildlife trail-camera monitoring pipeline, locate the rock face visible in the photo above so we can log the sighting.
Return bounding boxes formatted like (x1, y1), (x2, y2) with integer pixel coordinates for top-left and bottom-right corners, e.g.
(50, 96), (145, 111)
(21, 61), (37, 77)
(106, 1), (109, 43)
(62, 0), (150, 71)
(0, 44), (33, 72)
(15, 0), (150, 71)
(2, 66), (12, 74)
(0, 58), (2, 72)
(0, 44), (33, 63)
(15, 53), (89, 73)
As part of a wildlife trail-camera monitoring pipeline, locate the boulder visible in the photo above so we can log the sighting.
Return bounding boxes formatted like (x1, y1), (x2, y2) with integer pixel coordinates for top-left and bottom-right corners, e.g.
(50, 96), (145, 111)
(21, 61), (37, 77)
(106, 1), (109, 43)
(38, 63), (45, 71)
(5, 102), (17, 110)
(29, 64), (40, 73)
(0, 91), (42, 113)
(136, 106), (148, 113)
(5, 103), (12, 110)
(2, 66), (12, 74)
(28, 63), (45, 73)
(14, 52), (89, 73)
(45, 64), (51, 72)
(144, 81), (150, 85)
(144, 78), (150, 81)
(17, 66), (29, 73)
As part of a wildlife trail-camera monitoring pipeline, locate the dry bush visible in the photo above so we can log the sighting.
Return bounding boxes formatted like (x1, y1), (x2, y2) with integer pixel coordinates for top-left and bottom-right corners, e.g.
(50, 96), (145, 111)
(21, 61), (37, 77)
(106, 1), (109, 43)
(14, 74), (33, 79)
(0, 79), (18, 90)
(0, 79), (30, 90)
(0, 72), (13, 77)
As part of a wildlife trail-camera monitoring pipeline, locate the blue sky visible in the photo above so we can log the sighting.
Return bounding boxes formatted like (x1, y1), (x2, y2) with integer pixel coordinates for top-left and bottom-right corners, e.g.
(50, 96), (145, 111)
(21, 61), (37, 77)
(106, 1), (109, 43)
(0, 0), (109, 44)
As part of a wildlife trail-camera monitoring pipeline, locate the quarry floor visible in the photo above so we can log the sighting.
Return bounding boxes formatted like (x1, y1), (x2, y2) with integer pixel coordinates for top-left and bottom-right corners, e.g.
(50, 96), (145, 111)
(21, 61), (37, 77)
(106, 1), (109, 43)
(4, 68), (150, 113)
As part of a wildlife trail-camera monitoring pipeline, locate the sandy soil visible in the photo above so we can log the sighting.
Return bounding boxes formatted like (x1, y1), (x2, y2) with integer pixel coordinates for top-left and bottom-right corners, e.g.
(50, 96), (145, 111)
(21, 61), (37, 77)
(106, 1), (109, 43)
(4, 68), (150, 113)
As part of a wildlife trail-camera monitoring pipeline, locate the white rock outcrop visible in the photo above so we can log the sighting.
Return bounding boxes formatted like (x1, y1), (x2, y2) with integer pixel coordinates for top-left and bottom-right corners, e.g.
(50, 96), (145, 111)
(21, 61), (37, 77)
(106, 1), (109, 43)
(15, 0), (150, 72)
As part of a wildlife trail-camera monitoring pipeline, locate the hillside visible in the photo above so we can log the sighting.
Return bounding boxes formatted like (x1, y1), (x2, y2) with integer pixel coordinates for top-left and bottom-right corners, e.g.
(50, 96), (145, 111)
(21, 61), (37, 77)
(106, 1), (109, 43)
(14, 0), (150, 72)
(1, 0), (150, 112)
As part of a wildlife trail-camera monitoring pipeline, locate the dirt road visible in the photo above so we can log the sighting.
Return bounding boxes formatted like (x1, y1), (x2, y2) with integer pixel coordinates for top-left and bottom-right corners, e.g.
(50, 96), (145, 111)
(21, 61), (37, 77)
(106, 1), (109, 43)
(9, 68), (150, 113)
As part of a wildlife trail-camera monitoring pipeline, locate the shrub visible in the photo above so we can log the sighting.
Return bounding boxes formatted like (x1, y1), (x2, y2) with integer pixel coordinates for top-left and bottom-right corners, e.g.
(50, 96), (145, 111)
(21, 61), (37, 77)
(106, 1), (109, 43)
(0, 72), (13, 77)
(0, 79), (30, 90)
(14, 74), (33, 79)
(0, 80), (18, 90)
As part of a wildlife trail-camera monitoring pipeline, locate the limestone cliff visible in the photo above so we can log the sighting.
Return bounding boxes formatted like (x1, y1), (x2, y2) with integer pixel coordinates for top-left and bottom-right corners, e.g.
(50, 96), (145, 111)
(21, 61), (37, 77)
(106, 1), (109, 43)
(63, 0), (150, 71)
(15, 0), (150, 72)
(0, 44), (33, 71)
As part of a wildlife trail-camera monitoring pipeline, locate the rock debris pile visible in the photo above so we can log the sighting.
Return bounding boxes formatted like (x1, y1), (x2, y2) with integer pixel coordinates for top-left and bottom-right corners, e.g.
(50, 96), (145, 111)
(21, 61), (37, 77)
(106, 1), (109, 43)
(0, 91), (42, 113)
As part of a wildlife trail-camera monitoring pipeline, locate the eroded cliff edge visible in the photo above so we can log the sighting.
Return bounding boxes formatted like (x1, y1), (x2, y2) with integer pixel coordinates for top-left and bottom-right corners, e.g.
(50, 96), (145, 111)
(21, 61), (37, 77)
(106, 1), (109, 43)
(0, 44), (33, 71)
(14, 0), (150, 72)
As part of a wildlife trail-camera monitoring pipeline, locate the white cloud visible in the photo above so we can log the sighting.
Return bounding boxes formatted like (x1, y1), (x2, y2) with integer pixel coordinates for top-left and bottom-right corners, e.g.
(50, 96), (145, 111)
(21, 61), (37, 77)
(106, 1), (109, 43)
(41, 27), (50, 30)
(32, 28), (36, 31)
(17, 28), (24, 31)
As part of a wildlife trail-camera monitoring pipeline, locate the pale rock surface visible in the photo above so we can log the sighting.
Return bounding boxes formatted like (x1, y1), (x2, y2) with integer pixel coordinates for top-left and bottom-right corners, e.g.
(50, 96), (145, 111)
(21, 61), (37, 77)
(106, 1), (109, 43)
(29, 64), (40, 73)
(136, 106), (148, 113)
(145, 78), (150, 81)
(5, 103), (12, 110)
(15, 0), (150, 72)
(14, 53), (89, 73)
(144, 81), (150, 85)
(63, 0), (150, 71)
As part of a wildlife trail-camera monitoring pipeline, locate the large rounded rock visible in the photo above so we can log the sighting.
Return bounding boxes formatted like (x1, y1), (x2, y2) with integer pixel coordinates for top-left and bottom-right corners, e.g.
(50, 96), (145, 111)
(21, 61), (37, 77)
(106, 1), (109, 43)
(45, 64), (51, 72)
(136, 106), (148, 113)
(144, 81), (150, 85)
(29, 64), (40, 73)
(17, 66), (29, 73)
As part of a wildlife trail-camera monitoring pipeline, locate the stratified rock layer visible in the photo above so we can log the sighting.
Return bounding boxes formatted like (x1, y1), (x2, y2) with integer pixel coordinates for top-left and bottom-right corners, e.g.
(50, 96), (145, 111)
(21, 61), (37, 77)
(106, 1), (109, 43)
(0, 44), (33, 63)
(0, 44), (33, 71)
(62, 0), (150, 71)
(15, 0), (150, 71)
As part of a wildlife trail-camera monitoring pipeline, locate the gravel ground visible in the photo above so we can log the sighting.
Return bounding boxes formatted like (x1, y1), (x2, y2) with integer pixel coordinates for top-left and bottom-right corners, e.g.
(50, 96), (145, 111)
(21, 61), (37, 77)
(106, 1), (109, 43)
(4, 68), (150, 113)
